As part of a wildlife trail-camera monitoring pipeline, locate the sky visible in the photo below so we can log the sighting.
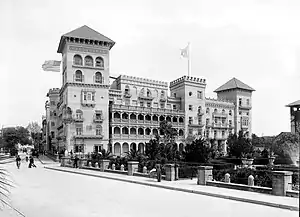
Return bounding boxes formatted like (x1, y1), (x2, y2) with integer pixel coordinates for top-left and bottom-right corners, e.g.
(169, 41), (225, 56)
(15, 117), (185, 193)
(0, 0), (299, 136)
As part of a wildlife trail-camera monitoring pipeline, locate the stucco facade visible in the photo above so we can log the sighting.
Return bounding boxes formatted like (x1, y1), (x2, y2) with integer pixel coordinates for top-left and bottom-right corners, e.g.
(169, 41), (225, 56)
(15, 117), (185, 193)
(44, 26), (254, 156)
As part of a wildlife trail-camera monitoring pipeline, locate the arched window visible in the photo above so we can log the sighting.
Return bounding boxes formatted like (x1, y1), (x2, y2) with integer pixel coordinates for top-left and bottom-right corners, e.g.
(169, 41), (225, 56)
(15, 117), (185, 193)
(73, 55), (83, 65)
(222, 109), (225, 114)
(84, 56), (93, 66)
(147, 89), (151, 97)
(214, 108), (218, 113)
(161, 90), (165, 98)
(75, 109), (83, 119)
(96, 125), (102, 135)
(95, 72), (103, 83)
(206, 108), (210, 114)
(125, 85), (130, 94)
(95, 57), (104, 67)
(140, 88), (145, 96)
(198, 106), (202, 113)
(229, 110), (232, 116)
(75, 70), (83, 82)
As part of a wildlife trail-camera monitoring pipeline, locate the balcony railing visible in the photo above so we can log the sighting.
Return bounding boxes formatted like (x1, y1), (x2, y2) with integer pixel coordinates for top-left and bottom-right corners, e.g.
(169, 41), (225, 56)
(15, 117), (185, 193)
(197, 110), (204, 116)
(212, 112), (228, 118)
(239, 104), (252, 109)
(74, 134), (103, 139)
(188, 123), (204, 128)
(212, 123), (229, 128)
(74, 117), (84, 122)
(138, 95), (154, 101)
(93, 117), (103, 123)
(111, 104), (185, 115)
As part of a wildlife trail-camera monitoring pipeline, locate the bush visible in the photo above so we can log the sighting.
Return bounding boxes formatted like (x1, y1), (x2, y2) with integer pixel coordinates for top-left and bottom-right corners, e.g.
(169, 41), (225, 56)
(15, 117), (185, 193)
(109, 157), (128, 170)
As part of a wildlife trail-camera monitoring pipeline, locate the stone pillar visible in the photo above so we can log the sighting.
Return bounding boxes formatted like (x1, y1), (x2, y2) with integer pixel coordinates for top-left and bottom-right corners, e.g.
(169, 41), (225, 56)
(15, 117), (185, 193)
(112, 163), (116, 170)
(60, 157), (67, 167)
(120, 164), (124, 171)
(79, 158), (87, 168)
(175, 164), (179, 180)
(88, 161), (92, 167)
(95, 162), (99, 168)
(225, 173), (230, 183)
(272, 171), (293, 196)
(143, 166), (147, 174)
(248, 175), (254, 186)
(100, 159), (110, 172)
(165, 164), (175, 181)
(128, 161), (139, 176)
(197, 166), (213, 185)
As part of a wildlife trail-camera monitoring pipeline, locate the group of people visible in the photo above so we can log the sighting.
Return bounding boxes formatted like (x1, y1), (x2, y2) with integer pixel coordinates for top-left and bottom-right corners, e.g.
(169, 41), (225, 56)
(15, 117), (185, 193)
(15, 154), (37, 169)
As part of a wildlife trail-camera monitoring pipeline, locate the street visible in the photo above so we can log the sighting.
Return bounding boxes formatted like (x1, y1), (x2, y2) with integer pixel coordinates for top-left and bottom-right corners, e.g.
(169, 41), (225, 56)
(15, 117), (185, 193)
(1, 157), (298, 217)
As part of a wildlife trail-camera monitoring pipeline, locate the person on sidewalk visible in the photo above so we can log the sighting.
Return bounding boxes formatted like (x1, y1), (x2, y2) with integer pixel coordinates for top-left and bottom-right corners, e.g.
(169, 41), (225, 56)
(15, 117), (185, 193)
(156, 163), (162, 182)
(29, 156), (37, 168)
(16, 155), (21, 169)
(73, 155), (79, 168)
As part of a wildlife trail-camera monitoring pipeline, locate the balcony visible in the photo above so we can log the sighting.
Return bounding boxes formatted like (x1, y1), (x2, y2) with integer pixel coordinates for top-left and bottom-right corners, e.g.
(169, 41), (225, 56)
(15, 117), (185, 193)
(188, 123), (204, 128)
(160, 97), (167, 102)
(72, 64), (104, 71)
(138, 95), (154, 101)
(111, 104), (185, 115)
(239, 104), (252, 110)
(212, 112), (228, 118)
(74, 134), (103, 139)
(124, 92), (132, 98)
(214, 135), (227, 140)
(81, 100), (95, 107)
(93, 117), (103, 123)
(241, 125), (249, 129)
(74, 117), (84, 122)
(197, 110), (204, 116)
(212, 122), (229, 128)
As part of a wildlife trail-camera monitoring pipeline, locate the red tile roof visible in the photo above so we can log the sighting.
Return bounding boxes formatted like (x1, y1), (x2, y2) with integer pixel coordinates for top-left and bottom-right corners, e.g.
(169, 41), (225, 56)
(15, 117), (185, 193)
(214, 78), (255, 92)
(286, 100), (300, 107)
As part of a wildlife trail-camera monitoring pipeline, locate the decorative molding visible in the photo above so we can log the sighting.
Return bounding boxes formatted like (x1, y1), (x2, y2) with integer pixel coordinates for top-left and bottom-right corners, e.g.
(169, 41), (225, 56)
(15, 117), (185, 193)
(69, 45), (108, 55)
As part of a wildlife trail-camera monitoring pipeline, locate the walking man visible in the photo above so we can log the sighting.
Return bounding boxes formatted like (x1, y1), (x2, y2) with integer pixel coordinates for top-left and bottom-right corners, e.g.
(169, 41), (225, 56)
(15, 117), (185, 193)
(156, 163), (162, 182)
(16, 155), (21, 169)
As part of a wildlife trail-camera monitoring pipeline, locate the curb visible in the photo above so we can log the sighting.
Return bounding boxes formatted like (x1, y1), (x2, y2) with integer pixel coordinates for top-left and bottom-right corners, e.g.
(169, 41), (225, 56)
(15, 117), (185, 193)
(44, 166), (299, 212)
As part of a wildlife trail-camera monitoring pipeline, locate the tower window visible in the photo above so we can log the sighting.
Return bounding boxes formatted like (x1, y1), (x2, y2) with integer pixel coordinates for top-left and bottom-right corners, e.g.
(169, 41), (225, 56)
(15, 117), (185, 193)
(229, 110), (232, 115)
(197, 91), (202, 99)
(75, 70), (83, 82)
(95, 57), (104, 67)
(73, 54), (83, 65)
(84, 56), (93, 66)
(239, 98), (242, 106)
(95, 72), (103, 83)
(189, 92), (192, 96)
(189, 105), (193, 111)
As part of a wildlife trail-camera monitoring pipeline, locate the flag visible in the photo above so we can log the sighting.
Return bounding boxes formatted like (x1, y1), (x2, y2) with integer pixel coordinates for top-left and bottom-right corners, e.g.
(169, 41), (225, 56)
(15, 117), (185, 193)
(180, 44), (189, 58)
(42, 60), (61, 72)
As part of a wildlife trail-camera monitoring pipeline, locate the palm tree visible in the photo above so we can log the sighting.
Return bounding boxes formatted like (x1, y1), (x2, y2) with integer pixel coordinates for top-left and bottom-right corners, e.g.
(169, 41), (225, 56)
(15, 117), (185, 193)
(0, 167), (13, 209)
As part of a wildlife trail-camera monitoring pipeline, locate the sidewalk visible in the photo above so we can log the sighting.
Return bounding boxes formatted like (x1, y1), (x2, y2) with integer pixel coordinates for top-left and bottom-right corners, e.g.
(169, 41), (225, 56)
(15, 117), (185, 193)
(44, 164), (299, 212)
(37, 155), (59, 165)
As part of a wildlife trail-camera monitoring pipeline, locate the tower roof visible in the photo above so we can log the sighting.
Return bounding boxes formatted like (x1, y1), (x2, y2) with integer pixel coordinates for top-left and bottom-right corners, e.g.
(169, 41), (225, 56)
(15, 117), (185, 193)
(286, 100), (300, 107)
(57, 25), (115, 53)
(214, 78), (255, 92)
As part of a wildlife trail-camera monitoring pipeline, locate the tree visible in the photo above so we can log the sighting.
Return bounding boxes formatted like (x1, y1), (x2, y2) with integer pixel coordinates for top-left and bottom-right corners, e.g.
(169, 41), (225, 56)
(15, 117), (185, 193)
(184, 138), (212, 163)
(145, 137), (161, 160)
(159, 120), (178, 144)
(227, 130), (254, 158)
(27, 122), (42, 150)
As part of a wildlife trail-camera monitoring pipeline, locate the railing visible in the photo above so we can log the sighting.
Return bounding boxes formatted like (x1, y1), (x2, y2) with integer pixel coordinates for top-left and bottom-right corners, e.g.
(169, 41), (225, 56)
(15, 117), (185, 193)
(111, 104), (185, 115)
(212, 112), (228, 118)
(212, 122), (228, 128)
(93, 117), (103, 123)
(239, 104), (252, 109)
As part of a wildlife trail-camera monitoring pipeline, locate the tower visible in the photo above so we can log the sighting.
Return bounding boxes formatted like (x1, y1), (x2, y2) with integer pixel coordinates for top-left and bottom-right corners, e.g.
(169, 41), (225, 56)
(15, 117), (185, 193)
(57, 25), (115, 153)
(214, 78), (255, 136)
(169, 76), (207, 137)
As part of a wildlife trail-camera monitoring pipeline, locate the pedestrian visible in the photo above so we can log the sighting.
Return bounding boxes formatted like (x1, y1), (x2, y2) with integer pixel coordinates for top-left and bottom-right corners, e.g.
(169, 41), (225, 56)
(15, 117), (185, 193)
(16, 155), (21, 169)
(156, 163), (162, 182)
(73, 155), (79, 168)
(29, 156), (36, 168)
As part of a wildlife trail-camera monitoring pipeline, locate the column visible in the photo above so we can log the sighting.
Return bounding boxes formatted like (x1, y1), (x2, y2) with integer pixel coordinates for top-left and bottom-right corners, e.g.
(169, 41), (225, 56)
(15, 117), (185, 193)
(128, 161), (139, 176)
(197, 166), (213, 185)
(272, 171), (293, 196)
(165, 164), (175, 181)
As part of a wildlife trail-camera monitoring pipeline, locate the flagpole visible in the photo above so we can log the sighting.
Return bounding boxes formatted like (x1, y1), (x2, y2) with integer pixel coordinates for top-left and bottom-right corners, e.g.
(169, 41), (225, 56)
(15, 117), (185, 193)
(188, 42), (191, 76)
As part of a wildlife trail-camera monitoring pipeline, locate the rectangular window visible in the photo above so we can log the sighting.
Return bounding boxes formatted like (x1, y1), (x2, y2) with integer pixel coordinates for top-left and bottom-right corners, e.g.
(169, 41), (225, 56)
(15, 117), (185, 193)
(189, 105), (193, 111)
(206, 118), (209, 125)
(189, 117), (193, 124)
(132, 100), (137, 106)
(174, 93), (176, 97)
(197, 91), (202, 99)
(92, 93), (95, 101)
(76, 127), (82, 135)
(214, 130), (217, 137)
(239, 98), (242, 106)
(147, 102), (151, 108)
(246, 112), (249, 116)
(51, 122), (55, 127)
(198, 117), (202, 125)
(153, 102), (158, 108)
(206, 130), (209, 138)
(246, 99), (250, 105)
(239, 111), (242, 115)
(221, 118), (225, 124)
(83, 93), (87, 101)
(125, 99), (130, 106)
(189, 128), (193, 135)
(87, 93), (91, 101)
(140, 101), (144, 107)
(229, 120), (232, 126)
(160, 103), (165, 109)
(222, 131), (225, 137)
(96, 128), (101, 135)
(173, 105), (177, 110)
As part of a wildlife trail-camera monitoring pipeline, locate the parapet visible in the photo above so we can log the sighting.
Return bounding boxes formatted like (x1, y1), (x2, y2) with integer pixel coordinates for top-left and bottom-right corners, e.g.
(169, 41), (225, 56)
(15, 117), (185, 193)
(205, 97), (234, 107)
(118, 75), (168, 87)
(47, 88), (60, 96)
(170, 75), (206, 88)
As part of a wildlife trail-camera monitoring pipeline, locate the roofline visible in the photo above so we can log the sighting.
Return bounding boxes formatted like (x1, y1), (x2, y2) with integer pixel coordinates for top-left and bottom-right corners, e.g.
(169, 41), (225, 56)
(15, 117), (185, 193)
(57, 35), (115, 53)
(214, 87), (256, 93)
